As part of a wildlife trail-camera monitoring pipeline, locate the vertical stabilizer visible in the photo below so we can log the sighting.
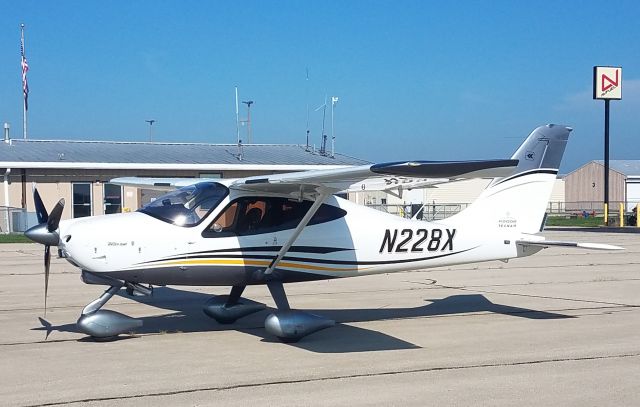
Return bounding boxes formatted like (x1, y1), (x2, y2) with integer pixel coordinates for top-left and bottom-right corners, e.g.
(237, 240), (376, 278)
(443, 124), (571, 234)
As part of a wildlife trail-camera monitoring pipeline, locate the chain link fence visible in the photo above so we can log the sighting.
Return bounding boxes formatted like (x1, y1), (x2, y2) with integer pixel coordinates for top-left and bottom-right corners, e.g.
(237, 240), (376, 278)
(366, 201), (640, 222)
(553, 201), (639, 216)
(365, 203), (471, 221)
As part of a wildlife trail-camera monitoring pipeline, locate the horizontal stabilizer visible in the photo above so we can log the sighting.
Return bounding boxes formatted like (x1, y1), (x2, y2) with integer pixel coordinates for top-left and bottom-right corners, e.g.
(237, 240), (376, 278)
(516, 240), (624, 251)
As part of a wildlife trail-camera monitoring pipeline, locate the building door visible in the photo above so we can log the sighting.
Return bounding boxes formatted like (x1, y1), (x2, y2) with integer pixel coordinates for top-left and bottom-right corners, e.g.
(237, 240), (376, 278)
(627, 182), (640, 211)
(72, 183), (92, 218)
(104, 183), (122, 214)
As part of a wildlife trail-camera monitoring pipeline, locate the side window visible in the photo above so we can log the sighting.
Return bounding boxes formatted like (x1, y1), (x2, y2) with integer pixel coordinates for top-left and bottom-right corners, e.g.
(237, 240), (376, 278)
(211, 202), (239, 233)
(203, 197), (346, 237)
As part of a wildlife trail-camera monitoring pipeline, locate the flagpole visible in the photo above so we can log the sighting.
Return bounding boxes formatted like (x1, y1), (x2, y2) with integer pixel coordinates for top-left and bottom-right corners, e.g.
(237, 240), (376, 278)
(21, 24), (27, 140)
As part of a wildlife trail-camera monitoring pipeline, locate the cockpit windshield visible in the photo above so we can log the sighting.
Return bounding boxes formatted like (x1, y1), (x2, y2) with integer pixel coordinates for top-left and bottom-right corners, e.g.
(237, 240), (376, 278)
(138, 182), (229, 227)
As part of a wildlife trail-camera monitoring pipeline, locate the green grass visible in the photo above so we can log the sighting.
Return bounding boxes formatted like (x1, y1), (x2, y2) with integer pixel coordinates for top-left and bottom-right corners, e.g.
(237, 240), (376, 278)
(545, 216), (604, 227)
(0, 233), (34, 243)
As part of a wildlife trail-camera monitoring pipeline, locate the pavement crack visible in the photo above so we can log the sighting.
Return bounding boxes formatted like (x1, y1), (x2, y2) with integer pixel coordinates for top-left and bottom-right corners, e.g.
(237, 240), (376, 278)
(22, 352), (640, 407)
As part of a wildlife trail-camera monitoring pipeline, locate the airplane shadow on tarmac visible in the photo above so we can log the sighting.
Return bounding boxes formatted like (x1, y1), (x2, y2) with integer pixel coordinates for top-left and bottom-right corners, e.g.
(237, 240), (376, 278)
(34, 286), (573, 353)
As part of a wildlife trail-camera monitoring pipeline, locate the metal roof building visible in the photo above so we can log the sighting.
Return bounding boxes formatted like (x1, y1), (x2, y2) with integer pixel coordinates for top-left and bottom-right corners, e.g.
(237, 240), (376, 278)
(593, 160), (640, 179)
(565, 160), (640, 212)
(0, 138), (369, 231)
(0, 139), (369, 169)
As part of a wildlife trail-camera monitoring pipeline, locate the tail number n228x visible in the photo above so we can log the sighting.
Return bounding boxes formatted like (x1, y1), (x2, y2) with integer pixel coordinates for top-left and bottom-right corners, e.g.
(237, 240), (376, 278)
(379, 228), (456, 253)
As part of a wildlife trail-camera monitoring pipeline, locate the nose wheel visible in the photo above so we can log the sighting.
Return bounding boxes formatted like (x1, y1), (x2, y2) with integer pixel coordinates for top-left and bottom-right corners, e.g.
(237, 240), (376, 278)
(77, 283), (142, 338)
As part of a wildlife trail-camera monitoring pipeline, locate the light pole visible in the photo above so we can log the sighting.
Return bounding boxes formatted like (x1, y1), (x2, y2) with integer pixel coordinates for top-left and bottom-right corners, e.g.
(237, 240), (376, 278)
(331, 96), (338, 157)
(242, 100), (254, 143)
(145, 119), (156, 142)
(314, 96), (328, 155)
(593, 66), (622, 226)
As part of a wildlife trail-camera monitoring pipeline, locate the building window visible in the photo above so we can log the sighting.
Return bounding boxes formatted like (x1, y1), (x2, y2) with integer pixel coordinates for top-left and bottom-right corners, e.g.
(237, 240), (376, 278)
(103, 183), (122, 214)
(72, 183), (92, 218)
(199, 173), (222, 179)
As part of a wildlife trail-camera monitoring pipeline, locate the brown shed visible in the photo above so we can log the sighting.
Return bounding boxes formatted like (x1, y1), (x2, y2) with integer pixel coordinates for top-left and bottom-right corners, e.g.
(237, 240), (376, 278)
(565, 160), (640, 212)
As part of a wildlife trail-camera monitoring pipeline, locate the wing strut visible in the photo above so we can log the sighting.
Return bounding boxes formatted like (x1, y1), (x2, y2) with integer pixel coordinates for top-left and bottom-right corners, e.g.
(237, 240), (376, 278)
(263, 190), (330, 276)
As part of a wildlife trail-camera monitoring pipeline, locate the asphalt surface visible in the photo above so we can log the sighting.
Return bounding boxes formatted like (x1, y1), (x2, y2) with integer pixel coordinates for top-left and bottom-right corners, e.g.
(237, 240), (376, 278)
(1, 229), (639, 406)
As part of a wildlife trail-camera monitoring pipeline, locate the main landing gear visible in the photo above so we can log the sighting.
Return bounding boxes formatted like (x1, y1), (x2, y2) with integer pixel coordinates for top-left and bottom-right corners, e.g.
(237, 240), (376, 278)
(264, 281), (334, 342)
(203, 282), (334, 342)
(203, 285), (266, 324)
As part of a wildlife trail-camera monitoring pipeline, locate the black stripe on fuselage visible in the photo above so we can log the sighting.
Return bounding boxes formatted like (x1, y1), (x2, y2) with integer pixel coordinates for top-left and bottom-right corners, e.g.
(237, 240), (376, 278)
(492, 168), (558, 186)
(136, 245), (354, 265)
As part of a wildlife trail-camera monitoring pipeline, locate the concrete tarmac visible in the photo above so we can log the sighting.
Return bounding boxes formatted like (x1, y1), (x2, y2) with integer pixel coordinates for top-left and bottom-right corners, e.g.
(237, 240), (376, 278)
(1, 229), (639, 406)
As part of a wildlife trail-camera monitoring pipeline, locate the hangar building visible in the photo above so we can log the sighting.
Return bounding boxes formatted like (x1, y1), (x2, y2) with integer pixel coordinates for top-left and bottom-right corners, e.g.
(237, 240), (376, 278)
(565, 160), (640, 211)
(0, 137), (368, 231)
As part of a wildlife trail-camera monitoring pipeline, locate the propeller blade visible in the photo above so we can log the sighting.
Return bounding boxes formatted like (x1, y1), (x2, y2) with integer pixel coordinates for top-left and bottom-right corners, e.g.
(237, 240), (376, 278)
(38, 317), (53, 340)
(33, 188), (49, 225)
(44, 245), (51, 316)
(47, 199), (65, 233)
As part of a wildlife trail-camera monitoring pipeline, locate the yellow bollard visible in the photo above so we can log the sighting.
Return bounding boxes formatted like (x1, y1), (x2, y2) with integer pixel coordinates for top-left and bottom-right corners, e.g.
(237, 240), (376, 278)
(619, 202), (624, 227)
(604, 203), (608, 226)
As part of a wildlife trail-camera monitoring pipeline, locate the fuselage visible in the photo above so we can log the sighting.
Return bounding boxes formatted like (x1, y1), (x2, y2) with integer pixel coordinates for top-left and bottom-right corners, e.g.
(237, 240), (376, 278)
(58, 184), (526, 286)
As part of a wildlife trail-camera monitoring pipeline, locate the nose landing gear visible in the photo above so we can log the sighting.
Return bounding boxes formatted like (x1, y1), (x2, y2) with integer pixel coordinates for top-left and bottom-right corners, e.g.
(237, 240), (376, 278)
(76, 283), (143, 338)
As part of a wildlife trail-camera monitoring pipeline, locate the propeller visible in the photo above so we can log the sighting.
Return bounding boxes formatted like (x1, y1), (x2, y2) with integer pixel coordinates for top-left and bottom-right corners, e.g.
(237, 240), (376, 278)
(33, 188), (49, 224)
(24, 188), (65, 316)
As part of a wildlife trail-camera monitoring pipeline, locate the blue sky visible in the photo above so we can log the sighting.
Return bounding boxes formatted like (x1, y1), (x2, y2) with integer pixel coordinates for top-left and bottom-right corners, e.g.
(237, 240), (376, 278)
(1, 1), (638, 172)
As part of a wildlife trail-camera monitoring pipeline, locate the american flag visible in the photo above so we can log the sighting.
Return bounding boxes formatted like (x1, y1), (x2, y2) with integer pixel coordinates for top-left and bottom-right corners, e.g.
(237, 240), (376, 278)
(21, 36), (29, 111)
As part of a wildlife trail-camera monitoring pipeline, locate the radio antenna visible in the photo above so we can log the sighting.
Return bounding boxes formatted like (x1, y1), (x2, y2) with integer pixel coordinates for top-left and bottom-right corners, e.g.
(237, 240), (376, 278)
(305, 68), (310, 151)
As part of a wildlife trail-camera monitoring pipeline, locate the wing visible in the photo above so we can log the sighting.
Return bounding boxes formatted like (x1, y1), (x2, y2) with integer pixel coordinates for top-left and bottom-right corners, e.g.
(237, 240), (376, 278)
(231, 159), (518, 195)
(110, 159), (518, 195)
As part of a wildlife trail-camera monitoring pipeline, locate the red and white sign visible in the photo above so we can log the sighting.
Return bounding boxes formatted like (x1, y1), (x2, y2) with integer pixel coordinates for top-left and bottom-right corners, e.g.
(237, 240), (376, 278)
(593, 66), (622, 100)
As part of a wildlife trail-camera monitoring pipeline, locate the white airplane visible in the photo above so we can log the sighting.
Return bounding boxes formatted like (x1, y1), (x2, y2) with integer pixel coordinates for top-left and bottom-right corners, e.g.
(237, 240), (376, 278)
(25, 124), (622, 342)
